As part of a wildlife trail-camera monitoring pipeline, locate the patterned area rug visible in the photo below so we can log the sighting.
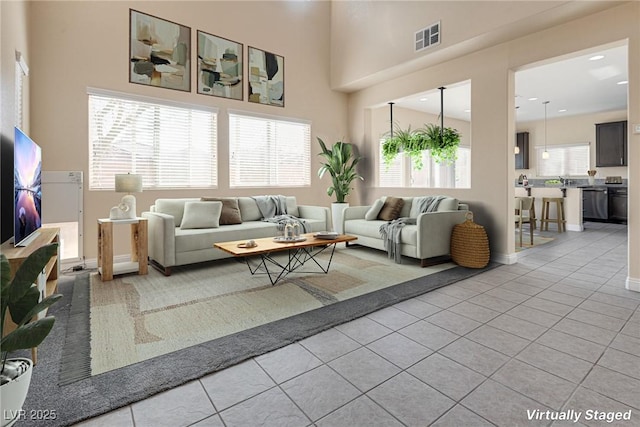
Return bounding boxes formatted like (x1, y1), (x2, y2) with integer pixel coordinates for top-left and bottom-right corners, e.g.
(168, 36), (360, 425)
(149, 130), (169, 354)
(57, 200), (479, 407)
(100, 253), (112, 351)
(23, 246), (496, 427)
(88, 247), (453, 375)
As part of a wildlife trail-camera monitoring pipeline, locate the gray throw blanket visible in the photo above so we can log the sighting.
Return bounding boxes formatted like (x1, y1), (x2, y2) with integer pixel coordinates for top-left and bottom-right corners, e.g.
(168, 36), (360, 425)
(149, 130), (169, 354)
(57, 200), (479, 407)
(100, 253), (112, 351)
(252, 195), (288, 218)
(380, 217), (416, 264)
(251, 196), (309, 234)
(413, 195), (446, 214)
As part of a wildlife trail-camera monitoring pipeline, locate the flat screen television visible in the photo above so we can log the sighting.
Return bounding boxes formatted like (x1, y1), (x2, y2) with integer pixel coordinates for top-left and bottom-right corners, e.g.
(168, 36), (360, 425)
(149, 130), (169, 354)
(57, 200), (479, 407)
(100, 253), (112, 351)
(13, 127), (42, 246)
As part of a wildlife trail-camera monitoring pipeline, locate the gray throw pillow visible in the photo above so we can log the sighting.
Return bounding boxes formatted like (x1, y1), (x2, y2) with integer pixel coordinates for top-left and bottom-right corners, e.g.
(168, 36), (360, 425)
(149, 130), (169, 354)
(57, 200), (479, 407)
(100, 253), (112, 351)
(180, 201), (222, 229)
(365, 199), (385, 220)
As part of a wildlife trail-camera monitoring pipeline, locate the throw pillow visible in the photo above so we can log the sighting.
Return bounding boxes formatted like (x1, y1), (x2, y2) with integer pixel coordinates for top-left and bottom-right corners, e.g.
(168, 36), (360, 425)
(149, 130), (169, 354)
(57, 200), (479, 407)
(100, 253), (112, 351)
(377, 197), (405, 221)
(201, 197), (243, 225)
(365, 199), (385, 220)
(180, 201), (222, 229)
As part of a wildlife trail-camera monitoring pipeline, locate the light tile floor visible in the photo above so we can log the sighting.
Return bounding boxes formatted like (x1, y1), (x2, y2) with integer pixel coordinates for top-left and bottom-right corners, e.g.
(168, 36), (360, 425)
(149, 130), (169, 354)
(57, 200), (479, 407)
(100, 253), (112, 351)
(75, 222), (639, 427)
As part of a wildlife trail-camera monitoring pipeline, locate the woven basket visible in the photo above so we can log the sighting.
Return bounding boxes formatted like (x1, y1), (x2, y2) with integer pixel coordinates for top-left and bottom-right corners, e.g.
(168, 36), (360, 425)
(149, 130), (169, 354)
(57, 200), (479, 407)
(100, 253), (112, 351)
(450, 212), (490, 268)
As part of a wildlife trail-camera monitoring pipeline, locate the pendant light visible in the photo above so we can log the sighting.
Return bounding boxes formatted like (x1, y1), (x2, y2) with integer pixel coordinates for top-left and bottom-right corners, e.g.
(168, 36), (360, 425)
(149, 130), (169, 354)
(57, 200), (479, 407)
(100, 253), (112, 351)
(542, 101), (550, 159)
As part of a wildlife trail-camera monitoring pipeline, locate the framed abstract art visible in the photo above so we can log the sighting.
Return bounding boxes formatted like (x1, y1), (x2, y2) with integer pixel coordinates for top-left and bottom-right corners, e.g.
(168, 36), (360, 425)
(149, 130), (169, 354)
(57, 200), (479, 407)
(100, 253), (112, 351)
(197, 31), (243, 100)
(129, 9), (191, 92)
(248, 46), (284, 107)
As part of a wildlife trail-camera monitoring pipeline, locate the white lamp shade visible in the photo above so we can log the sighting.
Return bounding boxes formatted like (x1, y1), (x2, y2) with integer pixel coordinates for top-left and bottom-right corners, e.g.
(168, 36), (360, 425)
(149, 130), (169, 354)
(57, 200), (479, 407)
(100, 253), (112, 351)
(115, 174), (143, 193)
(514, 146), (520, 154)
(542, 151), (550, 159)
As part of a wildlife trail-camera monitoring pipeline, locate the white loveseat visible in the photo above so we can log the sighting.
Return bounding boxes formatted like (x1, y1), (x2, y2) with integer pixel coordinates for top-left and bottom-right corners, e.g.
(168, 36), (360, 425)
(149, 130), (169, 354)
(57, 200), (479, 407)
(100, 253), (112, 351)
(142, 196), (330, 275)
(342, 196), (469, 267)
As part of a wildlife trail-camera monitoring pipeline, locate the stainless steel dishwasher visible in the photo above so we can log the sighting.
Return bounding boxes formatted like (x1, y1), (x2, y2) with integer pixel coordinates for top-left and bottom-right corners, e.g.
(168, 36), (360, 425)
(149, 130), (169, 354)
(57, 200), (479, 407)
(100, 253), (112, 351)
(583, 187), (608, 221)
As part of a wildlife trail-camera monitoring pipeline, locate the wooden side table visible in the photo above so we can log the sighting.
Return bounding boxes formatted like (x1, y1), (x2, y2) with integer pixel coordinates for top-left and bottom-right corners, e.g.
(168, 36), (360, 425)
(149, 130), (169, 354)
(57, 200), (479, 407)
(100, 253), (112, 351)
(97, 218), (148, 281)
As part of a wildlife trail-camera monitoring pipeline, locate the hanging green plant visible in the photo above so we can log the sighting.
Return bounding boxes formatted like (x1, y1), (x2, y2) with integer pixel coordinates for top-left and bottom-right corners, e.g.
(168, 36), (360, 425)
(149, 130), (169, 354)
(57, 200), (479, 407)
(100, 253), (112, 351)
(381, 122), (461, 170)
(418, 123), (461, 165)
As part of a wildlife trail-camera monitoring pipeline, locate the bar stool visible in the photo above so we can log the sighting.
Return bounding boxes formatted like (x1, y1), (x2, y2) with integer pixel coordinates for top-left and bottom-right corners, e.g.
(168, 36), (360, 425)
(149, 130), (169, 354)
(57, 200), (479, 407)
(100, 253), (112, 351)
(540, 197), (566, 232)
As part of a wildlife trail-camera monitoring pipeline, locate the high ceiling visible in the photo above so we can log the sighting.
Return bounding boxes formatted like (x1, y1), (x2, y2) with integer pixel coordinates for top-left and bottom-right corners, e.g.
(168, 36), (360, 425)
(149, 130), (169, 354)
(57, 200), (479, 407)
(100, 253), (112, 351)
(390, 44), (628, 123)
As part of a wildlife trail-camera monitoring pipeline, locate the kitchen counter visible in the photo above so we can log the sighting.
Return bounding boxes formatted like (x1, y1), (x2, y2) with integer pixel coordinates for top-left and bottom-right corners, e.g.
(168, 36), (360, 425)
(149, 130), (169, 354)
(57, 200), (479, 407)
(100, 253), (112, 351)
(515, 186), (583, 231)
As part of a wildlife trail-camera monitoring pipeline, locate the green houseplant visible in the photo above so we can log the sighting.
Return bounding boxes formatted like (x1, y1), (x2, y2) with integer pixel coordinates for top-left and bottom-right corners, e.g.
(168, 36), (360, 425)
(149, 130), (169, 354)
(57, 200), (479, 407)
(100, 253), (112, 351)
(317, 137), (363, 234)
(317, 137), (363, 203)
(1, 243), (61, 427)
(382, 122), (461, 170)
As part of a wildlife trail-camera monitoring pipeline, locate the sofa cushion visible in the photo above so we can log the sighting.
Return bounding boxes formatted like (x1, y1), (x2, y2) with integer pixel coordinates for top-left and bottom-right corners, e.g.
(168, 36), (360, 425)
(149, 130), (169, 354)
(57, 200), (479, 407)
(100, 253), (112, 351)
(155, 198), (199, 227)
(237, 197), (262, 221)
(437, 197), (459, 211)
(365, 199), (385, 220)
(344, 219), (418, 246)
(378, 197), (405, 221)
(285, 196), (299, 217)
(180, 201), (222, 229)
(201, 197), (243, 225)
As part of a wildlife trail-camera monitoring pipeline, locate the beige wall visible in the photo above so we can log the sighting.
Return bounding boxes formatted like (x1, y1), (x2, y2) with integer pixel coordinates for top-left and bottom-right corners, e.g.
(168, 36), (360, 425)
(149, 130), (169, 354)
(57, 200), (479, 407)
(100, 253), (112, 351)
(343, 2), (640, 288)
(27, 1), (348, 258)
(515, 109), (628, 180)
(1, 0), (30, 137)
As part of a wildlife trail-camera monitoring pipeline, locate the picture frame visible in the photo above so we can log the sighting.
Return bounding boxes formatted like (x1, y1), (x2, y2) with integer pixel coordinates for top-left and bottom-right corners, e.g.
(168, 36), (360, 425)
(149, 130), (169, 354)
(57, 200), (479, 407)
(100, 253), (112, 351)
(248, 46), (284, 107)
(197, 31), (243, 100)
(129, 9), (191, 92)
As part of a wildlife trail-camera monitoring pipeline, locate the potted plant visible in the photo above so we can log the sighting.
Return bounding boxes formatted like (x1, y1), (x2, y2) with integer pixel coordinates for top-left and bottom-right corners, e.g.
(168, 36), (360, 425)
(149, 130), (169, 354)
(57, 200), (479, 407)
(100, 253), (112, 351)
(381, 123), (461, 169)
(418, 123), (461, 165)
(317, 137), (363, 234)
(1, 243), (61, 427)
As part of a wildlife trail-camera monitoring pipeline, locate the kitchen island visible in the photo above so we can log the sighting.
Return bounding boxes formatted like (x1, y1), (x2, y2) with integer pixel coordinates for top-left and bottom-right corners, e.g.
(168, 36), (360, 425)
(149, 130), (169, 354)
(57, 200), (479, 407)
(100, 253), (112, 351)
(515, 186), (583, 231)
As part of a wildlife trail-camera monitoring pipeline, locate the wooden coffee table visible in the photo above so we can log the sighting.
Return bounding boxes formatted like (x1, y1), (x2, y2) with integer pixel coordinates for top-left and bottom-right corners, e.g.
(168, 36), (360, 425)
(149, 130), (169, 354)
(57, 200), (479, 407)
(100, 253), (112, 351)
(215, 233), (357, 285)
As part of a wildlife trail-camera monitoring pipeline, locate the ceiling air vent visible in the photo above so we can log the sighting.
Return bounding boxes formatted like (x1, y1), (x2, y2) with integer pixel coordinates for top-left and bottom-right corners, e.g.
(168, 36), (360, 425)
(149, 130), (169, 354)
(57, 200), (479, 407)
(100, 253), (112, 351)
(415, 21), (440, 52)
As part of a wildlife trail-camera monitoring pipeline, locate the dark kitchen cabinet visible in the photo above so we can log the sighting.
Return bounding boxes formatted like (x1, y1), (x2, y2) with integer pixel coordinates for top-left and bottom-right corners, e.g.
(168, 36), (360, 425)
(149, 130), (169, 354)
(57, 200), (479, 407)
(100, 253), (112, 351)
(515, 132), (529, 169)
(596, 120), (627, 167)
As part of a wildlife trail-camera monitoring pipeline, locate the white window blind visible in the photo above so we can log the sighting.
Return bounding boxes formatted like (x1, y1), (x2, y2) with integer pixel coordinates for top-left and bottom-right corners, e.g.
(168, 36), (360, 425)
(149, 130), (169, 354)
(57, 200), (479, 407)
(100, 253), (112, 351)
(229, 110), (310, 188)
(536, 143), (589, 177)
(88, 89), (217, 190)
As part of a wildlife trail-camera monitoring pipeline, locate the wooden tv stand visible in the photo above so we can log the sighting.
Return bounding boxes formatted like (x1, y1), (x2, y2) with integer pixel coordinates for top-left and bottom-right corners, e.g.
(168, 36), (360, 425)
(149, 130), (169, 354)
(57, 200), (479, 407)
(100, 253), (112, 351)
(1, 227), (60, 364)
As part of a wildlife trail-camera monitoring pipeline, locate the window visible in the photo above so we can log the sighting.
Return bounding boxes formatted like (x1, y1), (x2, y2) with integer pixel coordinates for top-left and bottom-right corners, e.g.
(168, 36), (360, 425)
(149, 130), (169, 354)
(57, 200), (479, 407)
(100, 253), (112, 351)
(229, 110), (311, 188)
(379, 141), (471, 188)
(536, 143), (589, 177)
(88, 88), (217, 190)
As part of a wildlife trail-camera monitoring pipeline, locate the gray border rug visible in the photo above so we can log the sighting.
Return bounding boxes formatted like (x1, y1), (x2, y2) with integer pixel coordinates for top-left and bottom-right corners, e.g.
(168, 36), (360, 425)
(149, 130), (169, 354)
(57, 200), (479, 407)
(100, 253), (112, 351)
(20, 261), (497, 427)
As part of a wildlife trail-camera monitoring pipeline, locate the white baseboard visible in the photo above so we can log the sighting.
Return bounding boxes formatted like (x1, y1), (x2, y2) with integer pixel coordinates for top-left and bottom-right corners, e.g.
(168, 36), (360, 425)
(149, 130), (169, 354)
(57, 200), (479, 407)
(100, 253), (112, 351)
(566, 223), (583, 232)
(492, 252), (517, 265)
(626, 276), (640, 293)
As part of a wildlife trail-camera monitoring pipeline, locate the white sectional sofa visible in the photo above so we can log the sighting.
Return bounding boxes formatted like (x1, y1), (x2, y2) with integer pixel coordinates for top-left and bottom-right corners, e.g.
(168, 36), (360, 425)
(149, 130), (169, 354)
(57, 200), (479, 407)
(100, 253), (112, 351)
(142, 196), (330, 275)
(342, 196), (469, 267)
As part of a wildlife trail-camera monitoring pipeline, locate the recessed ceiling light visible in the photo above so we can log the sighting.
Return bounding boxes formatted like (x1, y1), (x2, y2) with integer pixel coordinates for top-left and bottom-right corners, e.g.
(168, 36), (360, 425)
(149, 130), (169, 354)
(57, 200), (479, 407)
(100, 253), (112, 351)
(419, 97), (428, 102)
(464, 109), (471, 113)
(617, 80), (628, 85)
(589, 55), (605, 61)
(558, 109), (567, 113)
(528, 97), (538, 101)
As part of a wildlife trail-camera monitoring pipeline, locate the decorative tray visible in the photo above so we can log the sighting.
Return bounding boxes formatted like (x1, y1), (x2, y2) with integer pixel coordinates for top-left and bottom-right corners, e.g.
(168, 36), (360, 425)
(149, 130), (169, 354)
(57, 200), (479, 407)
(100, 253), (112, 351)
(314, 232), (340, 240)
(273, 236), (307, 243)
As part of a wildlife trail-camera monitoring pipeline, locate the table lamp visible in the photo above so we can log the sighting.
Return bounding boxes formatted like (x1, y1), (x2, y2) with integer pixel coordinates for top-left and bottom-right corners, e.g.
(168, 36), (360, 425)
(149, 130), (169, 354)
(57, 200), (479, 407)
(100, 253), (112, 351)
(109, 173), (143, 220)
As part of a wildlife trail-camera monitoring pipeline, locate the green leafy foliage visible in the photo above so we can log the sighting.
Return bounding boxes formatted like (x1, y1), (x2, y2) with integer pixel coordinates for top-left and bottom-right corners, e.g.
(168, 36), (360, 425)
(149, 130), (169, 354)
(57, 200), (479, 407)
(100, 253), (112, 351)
(1, 243), (62, 362)
(317, 137), (364, 203)
(381, 122), (461, 170)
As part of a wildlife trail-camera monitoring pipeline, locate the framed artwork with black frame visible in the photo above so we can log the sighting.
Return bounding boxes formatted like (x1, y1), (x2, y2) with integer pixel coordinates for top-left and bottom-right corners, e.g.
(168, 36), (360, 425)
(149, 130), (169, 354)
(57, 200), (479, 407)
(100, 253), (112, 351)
(197, 31), (243, 100)
(248, 46), (284, 107)
(129, 9), (191, 92)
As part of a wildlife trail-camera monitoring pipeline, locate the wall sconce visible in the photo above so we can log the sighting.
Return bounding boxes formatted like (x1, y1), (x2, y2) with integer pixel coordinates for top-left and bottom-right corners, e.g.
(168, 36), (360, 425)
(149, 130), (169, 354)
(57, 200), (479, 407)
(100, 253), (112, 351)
(110, 173), (143, 220)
